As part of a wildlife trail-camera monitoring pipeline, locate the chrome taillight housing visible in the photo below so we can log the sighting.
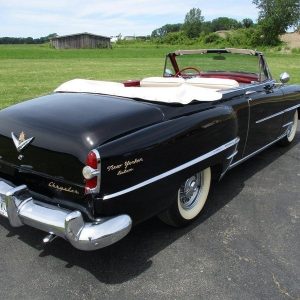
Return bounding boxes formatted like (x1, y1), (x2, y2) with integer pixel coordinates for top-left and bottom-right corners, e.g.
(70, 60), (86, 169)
(83, 149), (101, 194)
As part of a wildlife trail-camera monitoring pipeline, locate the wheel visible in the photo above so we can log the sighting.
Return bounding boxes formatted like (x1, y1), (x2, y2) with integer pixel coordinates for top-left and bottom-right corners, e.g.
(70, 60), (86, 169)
(279, 110), (298, 146)
(158, 167), (211, 227)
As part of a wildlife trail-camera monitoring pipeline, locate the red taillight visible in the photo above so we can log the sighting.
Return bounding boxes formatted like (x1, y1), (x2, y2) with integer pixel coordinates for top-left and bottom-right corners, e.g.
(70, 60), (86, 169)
(84, 150), (100, 194)
(85, 177), (98, 191)
(86, 151), (98, 169)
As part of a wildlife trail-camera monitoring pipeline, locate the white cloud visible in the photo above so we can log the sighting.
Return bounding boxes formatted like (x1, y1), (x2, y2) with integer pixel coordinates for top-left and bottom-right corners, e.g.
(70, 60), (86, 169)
(0, 0), (258, 37)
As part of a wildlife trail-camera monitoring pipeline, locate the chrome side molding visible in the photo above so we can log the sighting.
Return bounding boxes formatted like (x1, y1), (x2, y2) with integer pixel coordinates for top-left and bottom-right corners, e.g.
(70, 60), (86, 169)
(226, 150), (238, 160)
(282, 121), (293, 128)
(229, 133), (287, 169)
(103, 137), (240, 200)
(256, 104), (300, 124)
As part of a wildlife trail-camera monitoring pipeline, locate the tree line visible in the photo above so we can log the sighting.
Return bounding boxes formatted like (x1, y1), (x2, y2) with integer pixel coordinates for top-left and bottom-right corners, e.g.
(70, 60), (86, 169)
(151, 16), (254, 39)
(0, 34), (57, 45)
(151, 0), (300, 46)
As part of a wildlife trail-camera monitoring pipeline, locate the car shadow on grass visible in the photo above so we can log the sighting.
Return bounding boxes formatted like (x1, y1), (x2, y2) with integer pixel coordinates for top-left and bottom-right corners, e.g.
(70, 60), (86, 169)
(0, 133), (299, 284)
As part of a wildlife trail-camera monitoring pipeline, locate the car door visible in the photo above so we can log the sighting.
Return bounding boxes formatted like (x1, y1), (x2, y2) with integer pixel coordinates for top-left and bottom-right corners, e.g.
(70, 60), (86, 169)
(243, 81), (285, 156)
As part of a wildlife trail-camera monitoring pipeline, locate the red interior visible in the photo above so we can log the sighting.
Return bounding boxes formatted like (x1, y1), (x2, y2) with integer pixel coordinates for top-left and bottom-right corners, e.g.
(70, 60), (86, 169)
(199, 72), (258, 84)
(122, 72), (258, 87)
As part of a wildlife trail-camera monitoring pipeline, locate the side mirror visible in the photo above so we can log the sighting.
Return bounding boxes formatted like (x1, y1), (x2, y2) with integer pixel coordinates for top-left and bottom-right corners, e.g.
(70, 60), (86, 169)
(280, 72), (290, 84)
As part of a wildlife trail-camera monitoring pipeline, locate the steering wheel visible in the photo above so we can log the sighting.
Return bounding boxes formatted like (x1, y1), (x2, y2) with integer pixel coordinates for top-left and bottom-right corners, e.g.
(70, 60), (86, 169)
(175, 66), (201, 78)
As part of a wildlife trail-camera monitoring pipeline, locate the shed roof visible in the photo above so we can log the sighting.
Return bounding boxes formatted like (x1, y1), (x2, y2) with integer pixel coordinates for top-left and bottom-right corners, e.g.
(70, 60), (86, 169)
(51, 32), (111, 40)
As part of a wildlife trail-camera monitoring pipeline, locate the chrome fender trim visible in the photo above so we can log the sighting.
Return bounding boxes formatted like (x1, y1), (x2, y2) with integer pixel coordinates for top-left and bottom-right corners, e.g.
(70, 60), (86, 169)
(103, 137), (240, 200)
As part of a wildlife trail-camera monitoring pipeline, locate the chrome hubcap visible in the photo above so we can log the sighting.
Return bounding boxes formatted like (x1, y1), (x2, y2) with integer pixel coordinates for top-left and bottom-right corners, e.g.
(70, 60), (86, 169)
(287, 122), (294, 136)
(179, 173), (202, 210)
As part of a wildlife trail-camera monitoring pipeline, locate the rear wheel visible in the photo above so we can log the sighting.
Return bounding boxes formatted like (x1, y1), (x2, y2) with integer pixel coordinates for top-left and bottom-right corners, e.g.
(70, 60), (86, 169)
(279, 110), (298, 146)
(159, 167), (211, 227)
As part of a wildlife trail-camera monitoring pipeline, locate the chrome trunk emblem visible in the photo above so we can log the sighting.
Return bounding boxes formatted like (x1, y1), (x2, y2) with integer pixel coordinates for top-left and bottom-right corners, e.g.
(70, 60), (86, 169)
(11, 131), (34, 152)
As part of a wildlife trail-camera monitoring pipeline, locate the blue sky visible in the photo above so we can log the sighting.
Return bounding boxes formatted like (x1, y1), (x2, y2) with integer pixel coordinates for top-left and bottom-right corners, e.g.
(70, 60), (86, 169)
(0, 0), (258, 38)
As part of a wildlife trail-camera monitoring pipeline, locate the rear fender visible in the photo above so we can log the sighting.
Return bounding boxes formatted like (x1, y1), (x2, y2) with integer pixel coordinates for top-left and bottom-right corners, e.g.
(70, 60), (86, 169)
(96, 105), (238, 222)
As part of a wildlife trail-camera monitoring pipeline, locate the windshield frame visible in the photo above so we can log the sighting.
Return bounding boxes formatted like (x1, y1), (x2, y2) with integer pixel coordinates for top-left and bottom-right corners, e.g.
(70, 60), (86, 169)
(163, 48), (272, 83)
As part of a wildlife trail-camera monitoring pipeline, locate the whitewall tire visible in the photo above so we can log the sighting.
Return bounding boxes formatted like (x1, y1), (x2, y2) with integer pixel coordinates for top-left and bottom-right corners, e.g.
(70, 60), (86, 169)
(280, 110), (298, 146)
(159, 167), (211, 227)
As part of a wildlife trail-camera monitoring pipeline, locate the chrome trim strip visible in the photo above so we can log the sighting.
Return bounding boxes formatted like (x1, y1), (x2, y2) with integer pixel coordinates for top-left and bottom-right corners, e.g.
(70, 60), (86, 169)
(256, 111), (285, 124)
(103, 137), (240, 200)
(285, 104), (300, 112)
(256, 104), (300, 124)
(220, 141), (240, 179)
(229, 133), (286, 169)
(242, 97), (251, 157)
(224, 80), (274, 95)
(282, 121), (293, 128)
(227, 151), (238, 160)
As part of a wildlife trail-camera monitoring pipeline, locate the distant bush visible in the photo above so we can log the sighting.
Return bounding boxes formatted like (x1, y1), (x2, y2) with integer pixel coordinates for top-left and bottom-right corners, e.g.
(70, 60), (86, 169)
(115, 39), (153, 48)
(164, 31), (192, 45)
(291, 48), (300, 54)
(203, 33), (223, 44)
(225, 28), (264, 47)
(149, 26), (287, 50)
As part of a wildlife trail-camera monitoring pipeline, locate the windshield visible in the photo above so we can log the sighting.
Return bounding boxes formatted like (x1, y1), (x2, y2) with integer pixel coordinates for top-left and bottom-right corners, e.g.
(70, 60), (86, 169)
(164, 51), (267, 82)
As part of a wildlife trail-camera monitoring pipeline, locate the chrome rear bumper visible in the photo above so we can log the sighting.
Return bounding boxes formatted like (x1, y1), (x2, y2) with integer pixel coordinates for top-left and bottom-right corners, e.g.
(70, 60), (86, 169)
(0, 181), (132, 251)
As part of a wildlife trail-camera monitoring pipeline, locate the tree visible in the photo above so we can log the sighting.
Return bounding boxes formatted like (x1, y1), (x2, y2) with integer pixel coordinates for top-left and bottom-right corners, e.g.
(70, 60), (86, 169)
(46, 33), (58, 40)
(182, 8), (204, 38)
(253, 0), (300, 45)
(211, 17), (242, 32)
(201, 21), (213, 34)
(242, 18), (254, 28)
(151, 23), (182, 38)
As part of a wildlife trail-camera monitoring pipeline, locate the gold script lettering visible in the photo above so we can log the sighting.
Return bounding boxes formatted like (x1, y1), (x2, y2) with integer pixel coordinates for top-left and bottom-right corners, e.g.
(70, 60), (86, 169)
(124, 158), (143, 169)
(117, 168), (134, 176)
(48, 182), (79, 195)
(107, 164), (123, 171)
(107, 157), (144, 175)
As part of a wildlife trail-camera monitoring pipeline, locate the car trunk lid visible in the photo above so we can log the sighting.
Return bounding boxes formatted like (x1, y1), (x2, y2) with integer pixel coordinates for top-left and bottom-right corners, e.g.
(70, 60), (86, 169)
(0, 93), (164, 199)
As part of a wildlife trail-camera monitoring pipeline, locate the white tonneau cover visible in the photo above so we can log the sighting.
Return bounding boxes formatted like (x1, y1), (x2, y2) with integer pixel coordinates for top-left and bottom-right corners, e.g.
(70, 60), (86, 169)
(54, 78), (236, 104)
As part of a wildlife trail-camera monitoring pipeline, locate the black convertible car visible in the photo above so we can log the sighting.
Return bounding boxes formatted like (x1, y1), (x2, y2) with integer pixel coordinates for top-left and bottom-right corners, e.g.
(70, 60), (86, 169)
(0, 48), (299, 250)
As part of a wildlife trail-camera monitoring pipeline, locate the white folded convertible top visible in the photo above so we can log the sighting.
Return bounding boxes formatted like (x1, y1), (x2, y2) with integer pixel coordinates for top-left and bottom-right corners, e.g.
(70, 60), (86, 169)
(55, 79), (225, 104)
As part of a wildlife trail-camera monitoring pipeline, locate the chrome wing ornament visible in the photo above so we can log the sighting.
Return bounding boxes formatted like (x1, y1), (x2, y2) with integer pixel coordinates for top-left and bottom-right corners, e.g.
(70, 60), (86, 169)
(11, 132), (34, 152)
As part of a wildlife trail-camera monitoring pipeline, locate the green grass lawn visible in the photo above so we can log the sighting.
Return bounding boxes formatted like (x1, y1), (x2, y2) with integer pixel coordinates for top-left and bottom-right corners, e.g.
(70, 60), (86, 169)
(0, 44), (299, 109)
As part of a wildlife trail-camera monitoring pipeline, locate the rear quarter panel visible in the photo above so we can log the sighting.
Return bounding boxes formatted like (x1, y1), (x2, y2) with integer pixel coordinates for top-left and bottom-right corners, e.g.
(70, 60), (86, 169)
(96, 105), (239, 223)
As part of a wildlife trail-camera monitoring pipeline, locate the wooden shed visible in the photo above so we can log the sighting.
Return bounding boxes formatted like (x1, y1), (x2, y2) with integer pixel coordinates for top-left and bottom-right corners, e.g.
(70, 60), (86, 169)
(50, 33), (111, 49)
